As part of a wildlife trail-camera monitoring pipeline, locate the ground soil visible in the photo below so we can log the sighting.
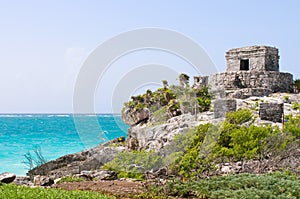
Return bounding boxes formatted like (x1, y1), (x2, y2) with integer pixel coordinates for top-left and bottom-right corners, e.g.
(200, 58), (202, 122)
(54, 180), (146, 198)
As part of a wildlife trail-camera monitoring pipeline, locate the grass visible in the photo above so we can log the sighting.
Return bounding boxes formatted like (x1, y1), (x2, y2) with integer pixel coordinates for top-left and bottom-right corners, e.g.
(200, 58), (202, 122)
(0, 183), (115, 199)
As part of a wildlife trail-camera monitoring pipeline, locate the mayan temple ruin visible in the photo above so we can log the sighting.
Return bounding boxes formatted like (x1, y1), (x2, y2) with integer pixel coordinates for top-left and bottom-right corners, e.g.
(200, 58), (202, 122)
(193, 45), (294, 99)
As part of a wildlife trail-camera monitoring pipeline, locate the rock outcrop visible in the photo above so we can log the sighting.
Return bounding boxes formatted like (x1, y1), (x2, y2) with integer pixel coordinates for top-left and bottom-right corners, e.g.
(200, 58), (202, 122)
(28, 144), (125, 179)
(127, 113), (201, 151)
(0, 172), (16, 184)
(122, 108), (150, 126)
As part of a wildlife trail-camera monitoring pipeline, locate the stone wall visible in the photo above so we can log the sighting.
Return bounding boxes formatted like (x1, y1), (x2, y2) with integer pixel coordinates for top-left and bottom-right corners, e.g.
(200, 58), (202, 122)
(214, 99), (237, 119)
(259, 103), (283, 123)
(226, 46), (279, 72)
(208, 71), (293, 93)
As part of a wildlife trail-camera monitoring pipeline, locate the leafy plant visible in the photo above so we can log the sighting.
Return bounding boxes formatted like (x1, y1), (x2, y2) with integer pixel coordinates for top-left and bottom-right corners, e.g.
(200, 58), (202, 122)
(102, 150), (163, 180)
(284, 115), (300, 138)
(294, 79), (300, 91)
(151, 172), (300, 198)
(195, 86), (211, 112)
(291, 102), (300, 110)
(225, 108), (252, 125)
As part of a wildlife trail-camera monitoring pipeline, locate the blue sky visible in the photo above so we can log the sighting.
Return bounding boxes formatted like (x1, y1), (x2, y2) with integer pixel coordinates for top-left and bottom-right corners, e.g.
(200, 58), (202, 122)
(0, 0), (299, 113)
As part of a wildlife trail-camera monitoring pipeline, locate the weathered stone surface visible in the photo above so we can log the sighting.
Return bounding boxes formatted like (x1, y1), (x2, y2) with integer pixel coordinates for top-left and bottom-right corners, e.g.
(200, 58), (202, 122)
(226, 46), (279, 72)
(14, 176), (34, 186)
(28, 144), (125, 179)
(33, 175), (54, 186)
(127, 114), (200, 151)
(77, 170), (117, 181)
(193, 46), (294, 98)
(122, 108), (150, 126)
(0, 172), (16, 184)
(207, 71), (293, 93)
(259, 103), (283, 123)
(93, 170), (117, 180)
(214, 99), (237, 119)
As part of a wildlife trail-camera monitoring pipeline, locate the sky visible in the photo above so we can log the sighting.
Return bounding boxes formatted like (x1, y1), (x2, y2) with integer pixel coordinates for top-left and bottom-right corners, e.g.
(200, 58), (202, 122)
(0, 0), (299, 113)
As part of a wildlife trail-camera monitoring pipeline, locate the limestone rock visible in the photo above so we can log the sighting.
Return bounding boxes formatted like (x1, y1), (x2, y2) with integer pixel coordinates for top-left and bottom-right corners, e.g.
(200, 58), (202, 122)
(33, 175), (54, 186)
(0, 172), (16, 184)
(122, 108), (150, 126)
(77, 170), (117, 180)
(28, 144), (125, 179)
(127, 114), (200, 151)
(14, 176), (34, 186)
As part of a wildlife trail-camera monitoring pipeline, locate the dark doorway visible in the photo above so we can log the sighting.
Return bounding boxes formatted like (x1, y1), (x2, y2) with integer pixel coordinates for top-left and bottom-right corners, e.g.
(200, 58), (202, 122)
(240, 59), (249, 70)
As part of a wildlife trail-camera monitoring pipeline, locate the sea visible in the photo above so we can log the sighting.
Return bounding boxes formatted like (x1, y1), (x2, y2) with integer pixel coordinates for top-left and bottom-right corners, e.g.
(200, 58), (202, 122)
(0, 114), (128, 176)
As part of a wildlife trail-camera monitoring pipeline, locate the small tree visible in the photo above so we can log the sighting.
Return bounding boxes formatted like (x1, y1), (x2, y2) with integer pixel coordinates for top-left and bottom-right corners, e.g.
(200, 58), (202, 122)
(22, 145), (47, 171)
(162, 80), (168, 89)
(179, 73), (190, 87)
(294, 79), (300, 92)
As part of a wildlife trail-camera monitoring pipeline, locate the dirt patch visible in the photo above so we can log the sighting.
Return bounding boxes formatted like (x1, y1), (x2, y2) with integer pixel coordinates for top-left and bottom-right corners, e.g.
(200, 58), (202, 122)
(53, 180), (146, 197)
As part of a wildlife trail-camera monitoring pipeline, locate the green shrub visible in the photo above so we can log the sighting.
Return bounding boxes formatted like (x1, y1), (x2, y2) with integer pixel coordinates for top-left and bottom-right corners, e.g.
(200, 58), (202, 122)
(291, 102), (300, 110)
(56, 176), (85, 184)
(102, 150), (163, 180)
(168, 124), (215, 179)
(294, 79), (300, 90)
(284, 115), (300, 138)
(153, 172), (300, 199)
(215, 125), (279, 160)
(195, 86), (211, 112)
(225, 108), (252, 125)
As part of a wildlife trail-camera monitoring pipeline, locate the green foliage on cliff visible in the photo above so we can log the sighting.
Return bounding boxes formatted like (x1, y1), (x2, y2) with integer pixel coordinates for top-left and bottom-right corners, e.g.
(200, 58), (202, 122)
(291, 102), (300, 110)
(294, 79), (300, 90)
(166, 108), (298, 180)
(195, 86), (211, 112)
(225, 108), (252, 125)
(122, 75), (212, 125)
(284, 115), (300, 138)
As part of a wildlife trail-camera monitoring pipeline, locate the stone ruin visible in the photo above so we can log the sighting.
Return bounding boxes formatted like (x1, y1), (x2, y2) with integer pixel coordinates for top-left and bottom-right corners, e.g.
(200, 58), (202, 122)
(193, 46), (294, 120)
(193, 46), (294, 99)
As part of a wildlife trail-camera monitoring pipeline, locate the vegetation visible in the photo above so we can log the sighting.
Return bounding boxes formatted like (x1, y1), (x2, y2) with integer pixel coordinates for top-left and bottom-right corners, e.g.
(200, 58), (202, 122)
(161, 108), (299, 180)
(146, 172), (300, 199)
(123, 75), (212, 125)
(284, 115), (300, 138)
(0, 183), (114, 199)
(294, 79), (300, 91)
(291, 102), (300, 110)
(179, 73), (190, 87)
(22, 145), (47, 170)
(102, 150), (163, 180)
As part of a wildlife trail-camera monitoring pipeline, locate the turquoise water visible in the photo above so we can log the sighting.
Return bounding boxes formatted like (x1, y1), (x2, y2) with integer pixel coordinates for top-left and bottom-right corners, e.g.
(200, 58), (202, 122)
(0, 114), (128, 176)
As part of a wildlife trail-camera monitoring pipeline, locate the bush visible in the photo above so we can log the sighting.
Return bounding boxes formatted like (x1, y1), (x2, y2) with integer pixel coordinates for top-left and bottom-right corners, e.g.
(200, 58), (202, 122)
(294, 79), (300, 91)
(215, 125), (279, 160)
(291, 102), (300, 110)
(284, 115), (300, 138)
(168, 124), (214, 179)
(22, 145), (47, 171)
(225, 108), (252, 125)
(102, 150), (163, 180)
(157, 172), (300, 198)
(195, 86), (211, 112)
